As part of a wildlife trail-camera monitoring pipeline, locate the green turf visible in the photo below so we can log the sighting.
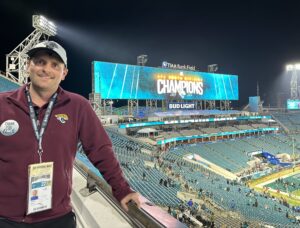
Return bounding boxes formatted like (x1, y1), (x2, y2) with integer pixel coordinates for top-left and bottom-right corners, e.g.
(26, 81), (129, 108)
(292, 189), (300, 196)
(265, 174), (300, 193)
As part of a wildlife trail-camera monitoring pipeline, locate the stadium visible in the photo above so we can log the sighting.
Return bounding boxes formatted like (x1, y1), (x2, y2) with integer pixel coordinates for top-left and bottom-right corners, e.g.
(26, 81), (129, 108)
(1, 15), (300, 228)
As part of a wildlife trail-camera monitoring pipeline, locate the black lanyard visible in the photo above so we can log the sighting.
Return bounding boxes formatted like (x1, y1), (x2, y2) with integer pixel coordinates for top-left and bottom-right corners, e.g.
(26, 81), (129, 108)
(25, 86), (58, 163)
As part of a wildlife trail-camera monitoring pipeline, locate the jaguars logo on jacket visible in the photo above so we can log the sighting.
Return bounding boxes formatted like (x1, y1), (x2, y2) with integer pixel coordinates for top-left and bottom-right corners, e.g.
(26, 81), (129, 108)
(55, 114), (69, 124)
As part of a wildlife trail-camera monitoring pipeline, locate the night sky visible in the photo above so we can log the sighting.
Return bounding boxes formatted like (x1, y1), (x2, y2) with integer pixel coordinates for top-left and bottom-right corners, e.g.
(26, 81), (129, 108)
(1, 0), (300, 107)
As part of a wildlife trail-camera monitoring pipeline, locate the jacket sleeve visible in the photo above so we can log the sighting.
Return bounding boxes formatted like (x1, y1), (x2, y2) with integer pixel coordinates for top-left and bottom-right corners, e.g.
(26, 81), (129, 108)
(78, 99), (133, 202)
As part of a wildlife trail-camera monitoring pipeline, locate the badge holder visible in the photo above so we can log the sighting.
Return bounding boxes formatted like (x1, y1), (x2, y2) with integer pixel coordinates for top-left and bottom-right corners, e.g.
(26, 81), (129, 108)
(27, 162), (54, 214)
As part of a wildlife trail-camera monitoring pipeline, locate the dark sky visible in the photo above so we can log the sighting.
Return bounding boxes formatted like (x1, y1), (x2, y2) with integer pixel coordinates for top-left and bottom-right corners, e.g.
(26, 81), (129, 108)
(1, 0), (300, 107)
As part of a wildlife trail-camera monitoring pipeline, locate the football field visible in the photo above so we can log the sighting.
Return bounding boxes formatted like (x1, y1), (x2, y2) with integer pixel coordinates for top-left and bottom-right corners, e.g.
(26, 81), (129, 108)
(248, 166), (300, 206)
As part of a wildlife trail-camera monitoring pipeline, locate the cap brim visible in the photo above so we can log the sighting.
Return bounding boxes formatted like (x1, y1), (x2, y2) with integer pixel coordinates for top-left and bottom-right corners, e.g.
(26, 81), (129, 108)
(27, 47), (66, 66)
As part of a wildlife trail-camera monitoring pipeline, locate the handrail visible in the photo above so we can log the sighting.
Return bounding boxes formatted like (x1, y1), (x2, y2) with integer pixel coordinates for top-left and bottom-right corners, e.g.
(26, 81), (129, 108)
(74, 158), (187, 228)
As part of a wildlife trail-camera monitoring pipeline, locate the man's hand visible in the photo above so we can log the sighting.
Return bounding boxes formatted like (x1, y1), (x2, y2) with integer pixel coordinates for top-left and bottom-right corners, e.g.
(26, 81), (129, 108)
(120, 192), (141, 212)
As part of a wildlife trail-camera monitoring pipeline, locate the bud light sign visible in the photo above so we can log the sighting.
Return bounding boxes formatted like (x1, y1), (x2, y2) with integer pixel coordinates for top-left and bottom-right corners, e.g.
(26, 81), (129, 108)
(168, 102), (196, 110)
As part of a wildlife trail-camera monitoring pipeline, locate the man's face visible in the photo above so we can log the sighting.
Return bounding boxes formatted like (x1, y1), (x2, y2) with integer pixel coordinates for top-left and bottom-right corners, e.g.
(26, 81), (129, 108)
(27, 50), (68, 92)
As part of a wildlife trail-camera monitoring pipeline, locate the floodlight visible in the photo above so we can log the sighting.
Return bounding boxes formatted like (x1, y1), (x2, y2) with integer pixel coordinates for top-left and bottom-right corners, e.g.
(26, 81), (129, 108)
(286, 64), (293, 71)
(208, 64), (218, 73)
(287, 63), (300, 99)
(137, 54), (148, 66)
(32, 15), (57, 36)
(286, 63), (300, 71)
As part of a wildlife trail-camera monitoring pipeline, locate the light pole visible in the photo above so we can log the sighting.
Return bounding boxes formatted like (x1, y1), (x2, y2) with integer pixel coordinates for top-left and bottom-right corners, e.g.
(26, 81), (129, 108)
(286, 64), (300, 99)
(6, 15), (57, 84)
(292, 137), (296, 169)
(108, 100), (114, 115)
(137, 54), (148, 66)
(207, 64), (218, 73)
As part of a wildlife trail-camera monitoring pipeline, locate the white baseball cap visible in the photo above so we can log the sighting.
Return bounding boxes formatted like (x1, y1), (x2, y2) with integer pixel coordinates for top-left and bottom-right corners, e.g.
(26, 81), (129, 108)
(27, 41), (67, 66)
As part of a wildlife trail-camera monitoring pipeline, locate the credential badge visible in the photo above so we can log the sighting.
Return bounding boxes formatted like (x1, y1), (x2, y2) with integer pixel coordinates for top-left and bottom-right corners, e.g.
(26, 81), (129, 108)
(0, 120), (19, 136)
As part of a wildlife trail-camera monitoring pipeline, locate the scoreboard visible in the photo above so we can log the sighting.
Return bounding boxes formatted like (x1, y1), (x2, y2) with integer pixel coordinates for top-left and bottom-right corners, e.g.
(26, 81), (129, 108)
(93, 61), (239, 100)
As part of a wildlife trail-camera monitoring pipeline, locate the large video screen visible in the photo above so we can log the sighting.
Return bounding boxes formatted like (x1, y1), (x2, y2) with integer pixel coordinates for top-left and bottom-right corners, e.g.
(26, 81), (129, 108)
(249, 96), (260, 112)
(93, 61), (239, 100)
(287, 99), (300, 110)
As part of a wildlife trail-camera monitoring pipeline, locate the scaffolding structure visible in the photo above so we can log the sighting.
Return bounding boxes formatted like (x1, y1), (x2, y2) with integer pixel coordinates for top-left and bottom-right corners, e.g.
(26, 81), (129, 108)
(5, 15), (56, 85)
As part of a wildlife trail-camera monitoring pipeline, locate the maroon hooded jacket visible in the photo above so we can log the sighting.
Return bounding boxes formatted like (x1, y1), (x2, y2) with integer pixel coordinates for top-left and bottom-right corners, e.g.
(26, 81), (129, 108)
(0, 85), (133, 223)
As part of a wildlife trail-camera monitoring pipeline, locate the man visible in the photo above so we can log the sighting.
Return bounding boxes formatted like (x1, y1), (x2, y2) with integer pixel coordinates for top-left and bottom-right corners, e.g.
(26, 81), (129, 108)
(0, 41), (140, 227)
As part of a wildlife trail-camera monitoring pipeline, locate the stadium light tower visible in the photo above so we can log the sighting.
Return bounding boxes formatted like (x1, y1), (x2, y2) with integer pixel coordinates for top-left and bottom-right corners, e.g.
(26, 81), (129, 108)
(137, 55), (148, 66)
(5, 15), (57, 85)
(208, 64), (218, 73)
(292, 136), (296, 169)
(286, 63), (300, 99)
(32, 15), (57, 36)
